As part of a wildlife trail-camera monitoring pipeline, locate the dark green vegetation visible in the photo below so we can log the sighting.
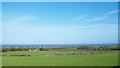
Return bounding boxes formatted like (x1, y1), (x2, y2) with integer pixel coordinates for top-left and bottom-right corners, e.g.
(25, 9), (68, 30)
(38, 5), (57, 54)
(2, 45), (120, 52)
(2, 49), (119, 66)
(1, 45), (119, 66)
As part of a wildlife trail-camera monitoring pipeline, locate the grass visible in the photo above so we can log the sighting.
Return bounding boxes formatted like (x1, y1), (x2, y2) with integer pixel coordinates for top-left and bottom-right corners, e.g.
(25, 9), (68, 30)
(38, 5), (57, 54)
(2, 50), (119, 66)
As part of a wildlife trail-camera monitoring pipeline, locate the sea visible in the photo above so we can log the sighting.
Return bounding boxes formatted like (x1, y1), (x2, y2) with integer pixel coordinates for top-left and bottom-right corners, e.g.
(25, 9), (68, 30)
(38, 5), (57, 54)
(2, 44), (118, 48)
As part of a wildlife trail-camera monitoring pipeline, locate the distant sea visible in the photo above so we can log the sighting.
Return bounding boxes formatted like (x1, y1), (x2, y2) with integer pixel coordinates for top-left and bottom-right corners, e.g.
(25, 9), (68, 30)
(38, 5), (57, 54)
(2, 44), (118, 48)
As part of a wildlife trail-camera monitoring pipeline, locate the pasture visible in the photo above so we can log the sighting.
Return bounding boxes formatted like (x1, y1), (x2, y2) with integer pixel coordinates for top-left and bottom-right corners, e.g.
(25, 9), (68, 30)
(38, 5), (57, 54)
(2, 50), (119, 66)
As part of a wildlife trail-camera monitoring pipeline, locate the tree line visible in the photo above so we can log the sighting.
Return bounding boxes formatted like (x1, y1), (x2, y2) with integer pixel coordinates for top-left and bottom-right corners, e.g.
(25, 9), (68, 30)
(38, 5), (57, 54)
(77, 45), (120, 50)
(1, 45), (120, 52)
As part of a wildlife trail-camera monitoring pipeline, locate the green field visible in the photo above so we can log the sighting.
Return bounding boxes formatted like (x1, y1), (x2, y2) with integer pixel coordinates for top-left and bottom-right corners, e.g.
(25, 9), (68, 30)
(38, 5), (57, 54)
(2, 50), (119, 66)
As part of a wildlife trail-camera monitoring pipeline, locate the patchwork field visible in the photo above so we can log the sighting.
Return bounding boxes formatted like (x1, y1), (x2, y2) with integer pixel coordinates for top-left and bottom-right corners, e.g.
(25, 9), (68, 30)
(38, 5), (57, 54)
(2, 50), (119, 66)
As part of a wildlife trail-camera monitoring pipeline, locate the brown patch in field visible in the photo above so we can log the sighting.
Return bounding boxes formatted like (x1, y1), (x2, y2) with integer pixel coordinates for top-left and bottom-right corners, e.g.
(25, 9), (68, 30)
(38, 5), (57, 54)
(49, 52), (106, 56)
(0, 54), (6, 56)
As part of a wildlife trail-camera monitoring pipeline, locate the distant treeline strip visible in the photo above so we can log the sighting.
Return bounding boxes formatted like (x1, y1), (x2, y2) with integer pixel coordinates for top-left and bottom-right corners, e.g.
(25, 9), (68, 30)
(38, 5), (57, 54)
(1, 45), (120, 52)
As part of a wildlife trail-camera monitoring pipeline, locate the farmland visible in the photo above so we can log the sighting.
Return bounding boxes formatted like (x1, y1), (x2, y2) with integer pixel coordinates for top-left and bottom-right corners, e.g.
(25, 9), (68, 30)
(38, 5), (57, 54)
(2, 49), (119, 66)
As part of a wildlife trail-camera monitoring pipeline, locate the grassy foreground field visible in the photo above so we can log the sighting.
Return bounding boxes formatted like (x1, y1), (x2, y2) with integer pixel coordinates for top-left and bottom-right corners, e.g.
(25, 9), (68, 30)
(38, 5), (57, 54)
(2, 50), (119, 66)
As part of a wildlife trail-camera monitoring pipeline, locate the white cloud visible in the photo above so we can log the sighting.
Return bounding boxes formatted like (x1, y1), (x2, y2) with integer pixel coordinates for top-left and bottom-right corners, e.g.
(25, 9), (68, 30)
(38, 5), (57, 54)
(3, 14), (36, 23)
(74, 15), (88, 20)
(2, 14), (118, 44)
(3, 15), (36, 28)
(3, 21), (118, 44)
(91, 16), (109, 21)
(105, 10), (118, 15)
(74, 10), (117, 23)
(82, 9), (118, 23)
(84, 10), (118, 22)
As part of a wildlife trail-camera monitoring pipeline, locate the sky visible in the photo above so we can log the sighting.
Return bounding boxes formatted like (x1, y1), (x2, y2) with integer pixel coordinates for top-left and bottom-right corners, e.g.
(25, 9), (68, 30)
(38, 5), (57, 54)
(2, 2), (118, 44)
(0, 2), (2, 45)
(2, 0), (120, 2)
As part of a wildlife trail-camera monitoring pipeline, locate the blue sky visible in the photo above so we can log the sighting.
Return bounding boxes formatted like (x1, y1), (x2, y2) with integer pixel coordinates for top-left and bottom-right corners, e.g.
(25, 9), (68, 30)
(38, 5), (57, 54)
(2, 2), (118, 44)
(2, 0), (120, 2)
